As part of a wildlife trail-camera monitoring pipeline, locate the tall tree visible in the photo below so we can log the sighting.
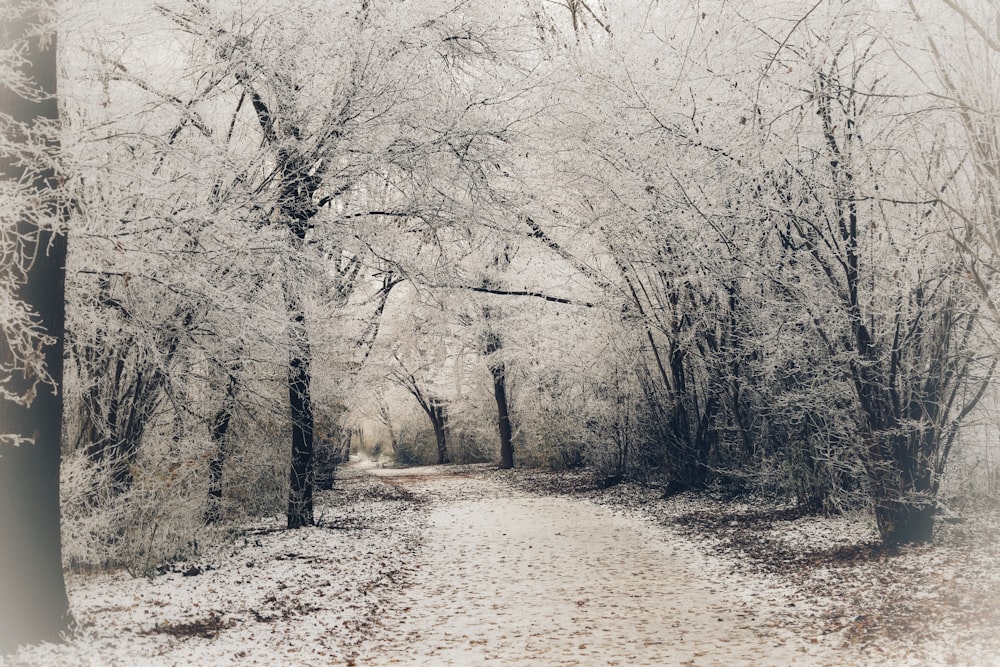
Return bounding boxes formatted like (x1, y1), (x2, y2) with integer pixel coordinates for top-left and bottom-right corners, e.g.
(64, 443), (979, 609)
(481, 245), (516, 469)
(0, 0), (72, 651)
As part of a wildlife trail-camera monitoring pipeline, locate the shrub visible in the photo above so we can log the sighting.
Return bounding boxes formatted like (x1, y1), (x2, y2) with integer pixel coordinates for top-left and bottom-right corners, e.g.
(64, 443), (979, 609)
(391, 427), (438, 466)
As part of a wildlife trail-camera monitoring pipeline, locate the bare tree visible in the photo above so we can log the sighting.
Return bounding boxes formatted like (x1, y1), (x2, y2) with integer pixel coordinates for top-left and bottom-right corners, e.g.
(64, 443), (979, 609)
(909, 0), (1000, 351)
(760, 28), (995, 544)
(391, 352), (451, 465)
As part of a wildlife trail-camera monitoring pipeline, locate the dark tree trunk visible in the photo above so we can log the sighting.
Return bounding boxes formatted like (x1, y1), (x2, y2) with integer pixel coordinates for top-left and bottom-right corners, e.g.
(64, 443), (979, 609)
(492, 364), (514, 469)
(484, 330), (513, 469)
(868, 443), (936, 545)
(286, 347), (315, 528)
(205, 371), (239, 524)
(0, 3), (72, 650)
(274, 146), (319, 531)
(237, 72), (325, 531)
(874, 495), (935, 546)
(285, 267), (314, 529)
(482, 299), (514, 469)
(430, 400), (450, 465)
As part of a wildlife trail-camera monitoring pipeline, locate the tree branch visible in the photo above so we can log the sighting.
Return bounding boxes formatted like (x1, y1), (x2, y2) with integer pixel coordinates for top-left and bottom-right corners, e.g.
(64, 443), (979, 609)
(431, 282), (594, 307)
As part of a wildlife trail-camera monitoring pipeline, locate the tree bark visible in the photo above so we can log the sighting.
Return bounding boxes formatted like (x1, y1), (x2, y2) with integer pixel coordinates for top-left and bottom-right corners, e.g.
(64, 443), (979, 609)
(235, 70), (325, 530)
(481, 260), (515, 469)
(285, 272), (315, 529)
(430, 399), (450, 465)
(283, 222), (315, 528)
(485, 331), (513, 469)
(205, 369), (239, 525)
(492, 364), (514, 469)
(0, 2), (72, 650)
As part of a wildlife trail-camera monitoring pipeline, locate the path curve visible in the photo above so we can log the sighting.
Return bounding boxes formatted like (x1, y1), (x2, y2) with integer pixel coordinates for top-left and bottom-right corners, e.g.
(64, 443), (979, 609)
(356, 467), (848, 666)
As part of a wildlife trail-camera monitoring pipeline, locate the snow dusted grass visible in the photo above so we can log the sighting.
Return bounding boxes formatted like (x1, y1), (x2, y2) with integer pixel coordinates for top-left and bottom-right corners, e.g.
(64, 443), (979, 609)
(484, 466), (1000, 666)
(2, 468), (427, 667)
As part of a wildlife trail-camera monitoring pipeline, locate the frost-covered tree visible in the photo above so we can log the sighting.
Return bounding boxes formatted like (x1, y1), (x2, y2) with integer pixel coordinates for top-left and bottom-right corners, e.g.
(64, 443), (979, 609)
(150, 0), (538, 524)
(0, 0), (72, 651)
(57, 0), (537, 532)
(492, 0), (995, 543)
(737, 4), (994, 542)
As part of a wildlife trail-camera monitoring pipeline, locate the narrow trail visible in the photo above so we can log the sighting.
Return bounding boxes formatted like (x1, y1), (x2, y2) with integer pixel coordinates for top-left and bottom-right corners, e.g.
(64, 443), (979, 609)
(356, 467), (848, 667)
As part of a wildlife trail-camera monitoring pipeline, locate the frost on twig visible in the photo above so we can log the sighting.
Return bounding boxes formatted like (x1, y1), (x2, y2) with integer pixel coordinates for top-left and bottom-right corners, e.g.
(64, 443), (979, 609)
(0, 2), (64, 406)
(0, 434), (36, 447)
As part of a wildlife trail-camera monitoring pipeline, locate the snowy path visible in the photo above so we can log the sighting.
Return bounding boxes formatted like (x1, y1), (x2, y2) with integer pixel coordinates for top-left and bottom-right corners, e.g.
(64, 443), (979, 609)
(358, 468), (847, 667)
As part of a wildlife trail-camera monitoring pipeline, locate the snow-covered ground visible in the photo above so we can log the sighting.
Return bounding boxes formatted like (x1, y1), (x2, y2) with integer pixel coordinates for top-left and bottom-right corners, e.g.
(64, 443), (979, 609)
(357, 469), (842, 666)
(2, 468), (426, 667)
(4, 463), (999, 666)
(483, 467), (1000, 666)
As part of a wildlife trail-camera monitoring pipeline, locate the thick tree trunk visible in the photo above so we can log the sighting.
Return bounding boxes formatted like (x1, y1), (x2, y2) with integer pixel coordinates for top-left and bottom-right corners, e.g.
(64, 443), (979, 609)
(284, 269), (314, 529)
(874, 500), (935, 546)
(864, 427), (938, 546)
(237, 73), (324, 531)
(483, 308), (513, 469)
(286, 346), (315, 528)
(430, 400), (450, 465)
(491, 362), (514, 470)
(0, 4), (72, 650)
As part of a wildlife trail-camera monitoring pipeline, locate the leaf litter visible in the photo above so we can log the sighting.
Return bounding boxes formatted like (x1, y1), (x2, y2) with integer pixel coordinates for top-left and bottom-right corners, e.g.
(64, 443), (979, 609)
(3, 466), (426, 667)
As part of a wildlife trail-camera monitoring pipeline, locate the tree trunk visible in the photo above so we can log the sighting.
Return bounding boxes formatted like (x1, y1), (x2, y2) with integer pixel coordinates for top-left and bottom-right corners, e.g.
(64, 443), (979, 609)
(864, 428), (938, 546)
(874, 499), (935, 546)
(205, 371), (239, 524)
(0, 3), (72, 650)
(430, 400), (450, 465)
(483, 306), (513, 469)
(286, 347), (315, 528)
(285, 270), (314, 529)
(868, 432), (937, 545)
(491, 362), (514, 469)
(237, 73), (324, 531)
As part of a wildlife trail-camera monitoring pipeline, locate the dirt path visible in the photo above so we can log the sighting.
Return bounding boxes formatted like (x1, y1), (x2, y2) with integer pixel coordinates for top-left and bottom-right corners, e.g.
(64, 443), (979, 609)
(356, 467), (852, 667)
